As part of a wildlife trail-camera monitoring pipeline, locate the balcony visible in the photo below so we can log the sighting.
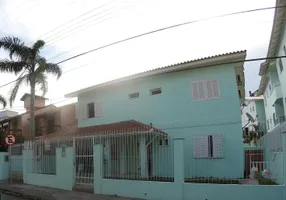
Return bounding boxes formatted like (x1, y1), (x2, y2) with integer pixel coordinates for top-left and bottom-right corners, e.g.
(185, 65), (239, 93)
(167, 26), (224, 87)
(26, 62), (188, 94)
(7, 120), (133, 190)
(266, 116), (286, 132)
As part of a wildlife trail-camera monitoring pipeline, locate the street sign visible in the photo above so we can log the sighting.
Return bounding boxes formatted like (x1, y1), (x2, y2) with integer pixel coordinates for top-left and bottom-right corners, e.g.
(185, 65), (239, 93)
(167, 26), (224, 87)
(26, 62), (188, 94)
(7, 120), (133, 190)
(4, 134), (16, 146)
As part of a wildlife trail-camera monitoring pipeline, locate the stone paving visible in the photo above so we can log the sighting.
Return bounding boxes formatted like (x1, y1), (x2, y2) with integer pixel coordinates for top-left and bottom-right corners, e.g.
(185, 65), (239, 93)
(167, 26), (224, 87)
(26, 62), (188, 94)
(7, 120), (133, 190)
(0, 183), (143, 200)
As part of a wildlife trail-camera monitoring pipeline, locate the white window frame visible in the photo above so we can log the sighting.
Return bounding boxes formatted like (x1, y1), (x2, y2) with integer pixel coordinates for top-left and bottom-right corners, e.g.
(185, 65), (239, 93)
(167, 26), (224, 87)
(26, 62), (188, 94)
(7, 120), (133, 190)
(191, 79), (221, 101)
(194, 134), (223, 159)
(94, 102), (104, 118)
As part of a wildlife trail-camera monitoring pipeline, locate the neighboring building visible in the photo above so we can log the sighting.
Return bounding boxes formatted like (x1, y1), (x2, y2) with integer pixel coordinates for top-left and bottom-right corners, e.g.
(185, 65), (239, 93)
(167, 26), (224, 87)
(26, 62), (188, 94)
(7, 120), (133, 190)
(258, 0), (286, 132)
(0, 93), (78, 139)
(66, 51), (247, 179)
(0, 110), (18, 132)
(241, 95), (266, 141)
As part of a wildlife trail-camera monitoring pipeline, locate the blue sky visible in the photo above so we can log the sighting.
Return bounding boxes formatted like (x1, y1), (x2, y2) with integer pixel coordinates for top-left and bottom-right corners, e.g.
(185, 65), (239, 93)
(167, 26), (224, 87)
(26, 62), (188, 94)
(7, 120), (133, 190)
(0, 0), (276, 113)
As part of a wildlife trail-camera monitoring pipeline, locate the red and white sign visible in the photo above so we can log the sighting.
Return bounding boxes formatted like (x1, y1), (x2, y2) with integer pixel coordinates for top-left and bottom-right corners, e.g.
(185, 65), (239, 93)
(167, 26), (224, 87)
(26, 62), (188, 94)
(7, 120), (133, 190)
(4, 134), (16, 146)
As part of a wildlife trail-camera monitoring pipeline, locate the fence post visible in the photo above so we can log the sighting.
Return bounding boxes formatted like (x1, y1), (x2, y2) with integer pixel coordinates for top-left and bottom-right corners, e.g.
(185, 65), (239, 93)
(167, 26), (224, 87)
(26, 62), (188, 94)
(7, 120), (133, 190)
(140, 136), (147, 178)
(173, 138), (184, 200)
(94, 144), (103, 194)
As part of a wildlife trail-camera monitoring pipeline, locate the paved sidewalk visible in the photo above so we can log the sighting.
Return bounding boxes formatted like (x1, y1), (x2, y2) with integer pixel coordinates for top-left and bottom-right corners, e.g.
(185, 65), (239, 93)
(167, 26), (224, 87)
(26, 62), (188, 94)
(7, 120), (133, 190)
(0, 183), (142, 200)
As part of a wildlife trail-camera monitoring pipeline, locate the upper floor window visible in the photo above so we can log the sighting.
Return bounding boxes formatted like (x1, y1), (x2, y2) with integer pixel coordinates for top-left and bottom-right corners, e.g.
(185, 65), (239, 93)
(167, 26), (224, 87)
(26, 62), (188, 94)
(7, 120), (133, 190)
(150, 88), (162, 96)
(87, 103), (95, 118)
(283, 45), (286, 55)
(86, 102), (104, 119)
(268, 84), (272, 93)
(192, 80), (220, 101)
(253, 106), (255, 112)
(279, 58), (284, 72)
(129, 92), (139, 99)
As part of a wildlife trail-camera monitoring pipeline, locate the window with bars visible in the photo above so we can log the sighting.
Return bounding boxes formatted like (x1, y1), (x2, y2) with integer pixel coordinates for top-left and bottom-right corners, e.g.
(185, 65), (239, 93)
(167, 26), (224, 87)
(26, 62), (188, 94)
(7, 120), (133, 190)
(194, 134), (223, 158)
(191, 80), (220, 101)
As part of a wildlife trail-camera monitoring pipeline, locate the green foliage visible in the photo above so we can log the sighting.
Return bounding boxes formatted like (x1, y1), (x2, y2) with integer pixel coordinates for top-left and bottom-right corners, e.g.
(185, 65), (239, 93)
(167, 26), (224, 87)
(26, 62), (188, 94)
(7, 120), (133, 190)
(0, 37), (62, 106)
(246, 123), (265, 146)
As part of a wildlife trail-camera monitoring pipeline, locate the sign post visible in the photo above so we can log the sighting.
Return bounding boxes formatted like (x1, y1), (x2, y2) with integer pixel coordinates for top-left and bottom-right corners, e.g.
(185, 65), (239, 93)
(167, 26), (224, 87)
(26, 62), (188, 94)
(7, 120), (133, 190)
(5, 134), (16, 184)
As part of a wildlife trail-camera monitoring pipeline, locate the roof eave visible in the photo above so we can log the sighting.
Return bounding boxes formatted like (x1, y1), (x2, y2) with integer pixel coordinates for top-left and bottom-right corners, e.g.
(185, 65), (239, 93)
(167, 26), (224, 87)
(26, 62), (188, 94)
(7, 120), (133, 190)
(65, 51), (246, 98)
(259, 0), (286, 75)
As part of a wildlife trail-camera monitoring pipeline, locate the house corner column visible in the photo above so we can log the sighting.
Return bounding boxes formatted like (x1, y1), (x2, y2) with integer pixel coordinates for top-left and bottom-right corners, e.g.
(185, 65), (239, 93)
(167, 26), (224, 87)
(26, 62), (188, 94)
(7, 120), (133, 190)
(140, 136), (147, 178)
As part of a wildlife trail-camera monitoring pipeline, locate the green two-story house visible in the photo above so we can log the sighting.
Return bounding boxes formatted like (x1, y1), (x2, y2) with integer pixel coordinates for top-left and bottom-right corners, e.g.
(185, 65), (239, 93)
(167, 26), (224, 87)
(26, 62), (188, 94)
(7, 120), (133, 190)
(66, 51), (246, 179)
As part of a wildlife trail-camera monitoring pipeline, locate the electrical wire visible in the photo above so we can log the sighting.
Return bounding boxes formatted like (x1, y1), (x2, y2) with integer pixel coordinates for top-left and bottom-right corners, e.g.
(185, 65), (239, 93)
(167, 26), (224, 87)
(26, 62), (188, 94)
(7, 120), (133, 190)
(0, 5), (284, 89)
(28, 0), (118, 45)
(44, 4), (133, 47)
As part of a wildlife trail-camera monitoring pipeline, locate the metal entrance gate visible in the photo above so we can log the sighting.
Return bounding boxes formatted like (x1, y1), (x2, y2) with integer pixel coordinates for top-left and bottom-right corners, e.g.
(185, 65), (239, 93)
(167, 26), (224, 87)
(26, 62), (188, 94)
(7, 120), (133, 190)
(74, 136), (94, 192)
(9, 144), (24, 183)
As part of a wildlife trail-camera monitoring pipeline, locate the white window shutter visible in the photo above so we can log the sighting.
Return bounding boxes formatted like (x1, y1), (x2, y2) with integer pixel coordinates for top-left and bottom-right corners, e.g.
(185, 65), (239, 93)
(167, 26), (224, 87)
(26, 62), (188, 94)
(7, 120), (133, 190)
(212, 80), (220, 98)
(206, 80), (214, 99)
(194, 136), (209, 158)
(198, 81), (205, 100)
(95, 102), (104, 117)
(212, 134), (223, 158)
(191, 82), (199, 101)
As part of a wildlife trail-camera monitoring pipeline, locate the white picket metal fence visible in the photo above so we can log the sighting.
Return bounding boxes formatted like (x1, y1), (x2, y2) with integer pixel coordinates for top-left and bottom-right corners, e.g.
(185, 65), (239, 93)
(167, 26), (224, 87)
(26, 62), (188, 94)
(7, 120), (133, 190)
(74, 135), (94, 188)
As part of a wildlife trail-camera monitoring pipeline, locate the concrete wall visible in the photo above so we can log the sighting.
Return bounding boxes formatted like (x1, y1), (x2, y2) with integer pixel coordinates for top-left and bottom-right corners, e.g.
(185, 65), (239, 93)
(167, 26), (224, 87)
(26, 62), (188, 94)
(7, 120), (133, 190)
(80, 65), (243, 178)
(0, 152), (9, 180)
(23, 147), (74, 190)
(94, 139), (285, 200)
(1, 194), (22, 200)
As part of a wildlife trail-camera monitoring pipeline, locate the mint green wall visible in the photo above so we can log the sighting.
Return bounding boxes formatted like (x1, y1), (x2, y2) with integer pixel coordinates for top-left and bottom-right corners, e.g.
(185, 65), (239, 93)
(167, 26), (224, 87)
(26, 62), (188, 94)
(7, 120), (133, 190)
(256, 101), (266, 124)
(23, 148), (74, 191)
(0, 152), (9, 180)
(276, 24), (286, 116)
(79, 64), (243, 178)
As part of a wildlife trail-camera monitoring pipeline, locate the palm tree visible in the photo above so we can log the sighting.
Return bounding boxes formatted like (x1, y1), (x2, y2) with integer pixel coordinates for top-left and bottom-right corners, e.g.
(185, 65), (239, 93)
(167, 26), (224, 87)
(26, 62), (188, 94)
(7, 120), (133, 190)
(0, 95), (7, 108)
(0, 37), (62, 139)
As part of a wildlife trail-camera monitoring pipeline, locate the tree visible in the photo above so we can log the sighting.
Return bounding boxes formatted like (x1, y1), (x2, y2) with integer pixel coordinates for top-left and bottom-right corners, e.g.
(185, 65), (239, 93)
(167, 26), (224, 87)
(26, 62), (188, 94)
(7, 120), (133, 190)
(0, 95), (7, 108)
(0, 37), (62, 139)
(244, 124), (265, 146)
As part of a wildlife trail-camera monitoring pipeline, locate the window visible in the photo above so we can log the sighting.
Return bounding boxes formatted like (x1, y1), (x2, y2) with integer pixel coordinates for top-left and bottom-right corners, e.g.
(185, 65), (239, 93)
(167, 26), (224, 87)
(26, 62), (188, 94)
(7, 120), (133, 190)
(194, 134), (223, 158)
(273, 113), (276, 124)
(279, 58), (284, 72)
(85, 102), (103, 119)
(129, 92), (139, 99)
(87, 103), (95, 118)
(253, 106), (255, 112)
(269, 84), (272, 93)
(150, 88), (162, 95)
(283, 45), (286, 55)
(192, 80), (220, 101)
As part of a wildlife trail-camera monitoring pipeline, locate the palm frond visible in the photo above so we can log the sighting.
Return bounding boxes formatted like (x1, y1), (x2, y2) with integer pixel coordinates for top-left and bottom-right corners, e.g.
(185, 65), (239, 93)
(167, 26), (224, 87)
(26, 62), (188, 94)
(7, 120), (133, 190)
(45, 63), (62, 79)
(35, 73), (48, 96)
(0, 59), (26, 74)
(0, 37), (31, 60)
(0, 95), (7, 108)
(32, 40), (45, 56)
(9, 74), (28, 106)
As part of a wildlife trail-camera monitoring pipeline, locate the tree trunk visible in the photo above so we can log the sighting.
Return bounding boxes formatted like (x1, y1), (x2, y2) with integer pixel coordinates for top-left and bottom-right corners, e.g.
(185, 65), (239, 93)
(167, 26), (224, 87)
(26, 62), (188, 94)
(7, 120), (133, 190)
(29, 76), (36, 139)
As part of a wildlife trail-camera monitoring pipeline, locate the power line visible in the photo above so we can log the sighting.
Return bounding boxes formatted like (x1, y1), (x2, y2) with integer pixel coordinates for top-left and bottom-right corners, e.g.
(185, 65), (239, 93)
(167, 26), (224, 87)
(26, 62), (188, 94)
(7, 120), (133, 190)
(56, 5), (286, 64)
(28, 0), (117, 45)
(0, 5), (284, 89)
(44, 5), (119, 44)
(44, 4), (133, 47)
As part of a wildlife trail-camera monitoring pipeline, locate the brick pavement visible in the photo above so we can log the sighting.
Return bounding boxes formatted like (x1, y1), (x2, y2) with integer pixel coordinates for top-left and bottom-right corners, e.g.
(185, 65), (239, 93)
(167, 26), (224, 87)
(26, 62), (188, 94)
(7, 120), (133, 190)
(0, 183), (143, 200)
